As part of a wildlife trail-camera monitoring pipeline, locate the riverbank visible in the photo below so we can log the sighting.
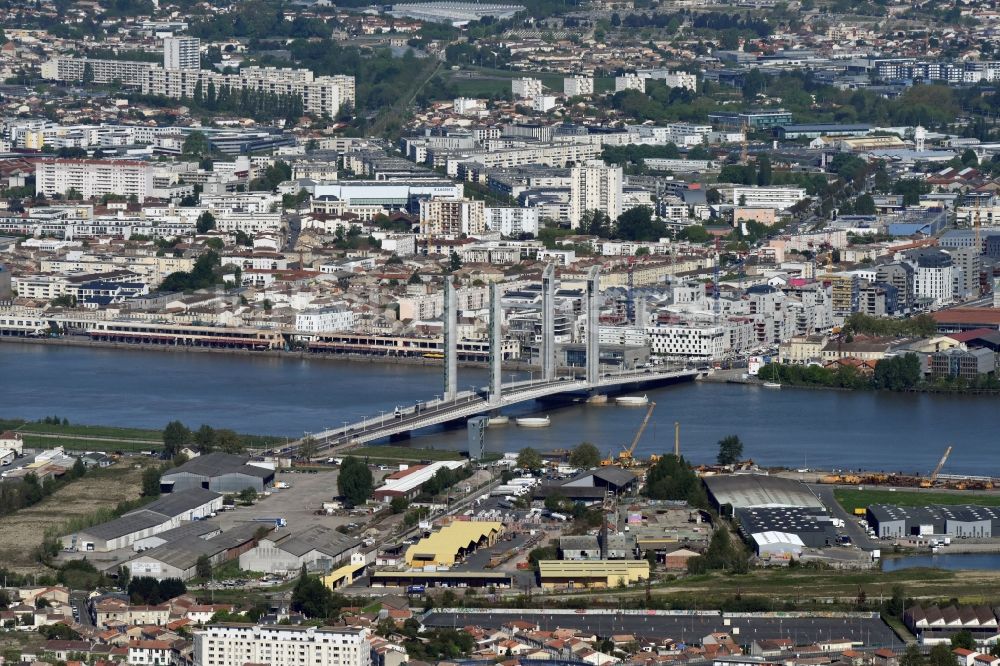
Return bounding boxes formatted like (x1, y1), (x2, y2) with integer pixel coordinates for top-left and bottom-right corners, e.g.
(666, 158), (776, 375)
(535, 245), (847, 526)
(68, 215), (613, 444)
(0, 334), (546, 372)
(703, 367), (1000, 396)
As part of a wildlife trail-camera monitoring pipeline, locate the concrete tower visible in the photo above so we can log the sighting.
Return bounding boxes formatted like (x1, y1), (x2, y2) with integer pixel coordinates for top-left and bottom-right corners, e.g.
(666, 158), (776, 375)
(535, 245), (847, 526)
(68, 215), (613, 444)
(541, 263), (556, 381)
(489, 282), (503, 405)
(586, 265), (601, 386)
(443, 276), (458, 401)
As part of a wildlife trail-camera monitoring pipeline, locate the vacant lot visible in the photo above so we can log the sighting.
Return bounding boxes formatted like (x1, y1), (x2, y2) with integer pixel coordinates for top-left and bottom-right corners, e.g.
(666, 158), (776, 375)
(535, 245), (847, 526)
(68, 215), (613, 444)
(441, 65), (614, 97)
(834, 488), (1000, 512)
(0, 464), (145, 573)
(349, 446), (463, 463)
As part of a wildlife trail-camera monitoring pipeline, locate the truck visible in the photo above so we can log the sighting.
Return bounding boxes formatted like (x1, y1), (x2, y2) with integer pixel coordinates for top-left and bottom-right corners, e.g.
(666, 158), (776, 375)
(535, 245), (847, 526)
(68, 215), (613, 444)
(252, 517), (287, 527)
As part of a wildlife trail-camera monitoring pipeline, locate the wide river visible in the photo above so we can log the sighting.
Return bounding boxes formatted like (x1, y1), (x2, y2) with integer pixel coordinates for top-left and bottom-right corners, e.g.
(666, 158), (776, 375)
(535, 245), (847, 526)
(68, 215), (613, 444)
(1, 342), (996, 474)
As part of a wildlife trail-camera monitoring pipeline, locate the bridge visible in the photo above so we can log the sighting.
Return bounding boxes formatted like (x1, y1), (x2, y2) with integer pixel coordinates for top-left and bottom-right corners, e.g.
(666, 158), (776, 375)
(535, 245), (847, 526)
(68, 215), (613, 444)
(291, 266), (700, 456)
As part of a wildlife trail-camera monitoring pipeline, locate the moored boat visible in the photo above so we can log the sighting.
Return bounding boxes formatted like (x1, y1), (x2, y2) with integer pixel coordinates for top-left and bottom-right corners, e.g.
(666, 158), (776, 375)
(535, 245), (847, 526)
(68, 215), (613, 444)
(615, 395), (649, 406)
(516, 416), (551, 428)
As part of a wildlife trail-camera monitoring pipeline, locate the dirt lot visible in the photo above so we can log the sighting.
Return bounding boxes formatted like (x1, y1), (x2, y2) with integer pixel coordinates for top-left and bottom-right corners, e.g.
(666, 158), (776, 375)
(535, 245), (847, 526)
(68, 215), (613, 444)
(0, 463), (145, 573)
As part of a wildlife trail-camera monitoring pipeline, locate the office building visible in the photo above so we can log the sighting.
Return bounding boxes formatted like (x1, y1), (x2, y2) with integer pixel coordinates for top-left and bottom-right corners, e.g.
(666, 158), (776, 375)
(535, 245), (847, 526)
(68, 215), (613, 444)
(708, 109), (793, 131)
(193, 625), (371, 666)
(419, 198), (486, 236)
(163, 36), (200, 71)
(35, 159), (153, 202)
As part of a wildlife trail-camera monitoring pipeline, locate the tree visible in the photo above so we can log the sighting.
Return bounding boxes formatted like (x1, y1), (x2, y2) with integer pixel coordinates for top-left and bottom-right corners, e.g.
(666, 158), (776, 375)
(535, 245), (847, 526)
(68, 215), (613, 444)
(516, 447), (543, 473)
(183, 130), (209, 157)
(237, 488), (258, 505)
(900, 644), (924, 666)
(195, 555), (212, 580)
(644, 454), (706, 506)
(215, 429), (243, 454)
(162, 420), (191, 457)
(337, 456), (373, 506)
(194, 425), (217, 453)
(196, 211), (216, 234)
(448, 251), (462, 272)
(616, 206), (664, 241)
(291, 565), (345, 619)
(141, 466), (162, 497)
(757, 154), (772, 186)
(389, 496), (408, 514)
(928, 644), (956, 666)
(568, 442), (601, 469)
(716, 435), (744, 466)
(951, 630), (976, 651)
(298, 437), (318, 460)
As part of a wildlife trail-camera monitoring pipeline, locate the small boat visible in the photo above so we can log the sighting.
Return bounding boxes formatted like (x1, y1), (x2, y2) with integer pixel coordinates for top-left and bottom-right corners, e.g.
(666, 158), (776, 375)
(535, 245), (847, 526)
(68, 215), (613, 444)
(488, 415), (509, 426)
(516, 416), (551, 428)
(615, 395), (648, 406)
(762, 382), (782, 389)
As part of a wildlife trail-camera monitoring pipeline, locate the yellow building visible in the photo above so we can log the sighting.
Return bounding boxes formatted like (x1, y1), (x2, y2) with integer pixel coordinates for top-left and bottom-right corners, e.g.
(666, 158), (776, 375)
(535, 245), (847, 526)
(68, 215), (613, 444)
(537, 560), (649, 589)
(405, 521), (504, 568)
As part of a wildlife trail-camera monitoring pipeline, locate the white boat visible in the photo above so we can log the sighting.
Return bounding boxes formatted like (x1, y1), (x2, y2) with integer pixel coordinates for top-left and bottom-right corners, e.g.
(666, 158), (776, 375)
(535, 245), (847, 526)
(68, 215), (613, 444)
(488, 415), (509, 426)
(615, 395), (649, 406)
(762, 382), (782, 389)
(516, 416), (551, 428)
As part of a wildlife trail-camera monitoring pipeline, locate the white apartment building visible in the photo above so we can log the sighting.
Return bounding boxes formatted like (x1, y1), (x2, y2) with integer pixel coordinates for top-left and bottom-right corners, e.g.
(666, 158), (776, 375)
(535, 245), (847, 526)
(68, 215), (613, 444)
(163, 36), (200, 71)
(295, 306), (356, 333)
(639, 70), (698, 91)
(484, 207), (540, 236)
(729, 186), (807, 211)
(447, 142), (601, 176)
(35, 159), (153, 202)
(615, 74), (646, 93)
(647, 324), (727, 359)
(911, 261), (958, 306)
(453, 97), (486, 115)
(419, 198), (486, 236)
(570, 160), (623, 227)
(599, 325), (647, 346)
(512, 77), (544, 99)
(40, 57), (153, 85)
(564, 76), (594, 96)
(213, 212), (283, 237)
(532, 95), (558, 112)
(193, 625), (371, 666)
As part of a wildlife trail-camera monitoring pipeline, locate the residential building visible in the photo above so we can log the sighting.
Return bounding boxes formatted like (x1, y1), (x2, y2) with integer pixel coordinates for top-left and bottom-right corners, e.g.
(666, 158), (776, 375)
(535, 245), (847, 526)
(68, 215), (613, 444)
(564, 76), (594, 96)
(193, 625), (371, 666)
(35, 160), (153, 202)
(570, 160), (623, 227)
(484, 206), (539, 236)
(295, 306), (356, 333)
(163, 37), (200, 71)
(511, 77), (543, 99)
(729, 186), (806, 210)
(908, 249), (958, 306)
(614, 74), (645, 93)
(946, 247), (981, 300)
(419, 198), (486, 235)
(875, 263), (915, 312)
(647, 324), (726, 359)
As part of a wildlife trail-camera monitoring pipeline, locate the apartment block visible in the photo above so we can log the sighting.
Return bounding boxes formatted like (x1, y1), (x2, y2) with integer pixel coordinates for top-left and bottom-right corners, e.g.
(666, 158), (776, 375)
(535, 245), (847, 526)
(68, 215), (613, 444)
(35, 159), (153, 202)
(729, 186), (806, 210)
(40, 58), (153, 85)
(419, 198), (486, 236)
(615, 74), (645, 93)
(570, 160), (623, 227)
(564, 76), (594, 96)
(484, 207), (540, 236)
(163, 36), (200, 71)
(512, 77), (543, 99)
(193, 625), (371, 666)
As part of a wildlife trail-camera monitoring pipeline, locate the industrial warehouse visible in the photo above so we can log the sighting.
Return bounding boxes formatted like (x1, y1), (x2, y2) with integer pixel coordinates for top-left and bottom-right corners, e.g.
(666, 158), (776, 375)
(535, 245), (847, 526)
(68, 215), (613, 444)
(404, 521), (504, 568)
(867, 504), (1000, 539)
(160, 452), (275, 493)
(536, 559), (650, 589)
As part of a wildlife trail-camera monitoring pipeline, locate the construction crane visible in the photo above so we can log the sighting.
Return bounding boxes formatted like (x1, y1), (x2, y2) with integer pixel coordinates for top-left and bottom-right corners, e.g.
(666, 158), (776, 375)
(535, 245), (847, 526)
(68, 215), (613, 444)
(616, 401), (656, 467)
(921, 445), (952, 488)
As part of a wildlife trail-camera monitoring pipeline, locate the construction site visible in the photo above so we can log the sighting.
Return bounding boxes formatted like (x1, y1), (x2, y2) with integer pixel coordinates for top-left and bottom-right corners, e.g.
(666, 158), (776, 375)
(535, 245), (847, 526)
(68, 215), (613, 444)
(817, 446), (998, 491)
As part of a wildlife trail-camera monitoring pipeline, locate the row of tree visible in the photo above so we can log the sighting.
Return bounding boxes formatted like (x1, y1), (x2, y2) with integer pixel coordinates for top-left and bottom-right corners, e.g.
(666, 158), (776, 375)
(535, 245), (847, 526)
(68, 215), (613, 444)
(162, 420), (249, 458)
(0, 459), (87, 518)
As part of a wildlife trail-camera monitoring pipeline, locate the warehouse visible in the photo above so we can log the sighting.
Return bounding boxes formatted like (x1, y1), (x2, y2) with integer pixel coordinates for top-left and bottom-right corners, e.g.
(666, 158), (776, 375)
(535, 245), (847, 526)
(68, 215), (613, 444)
(373, 461), (467, 503)
(703, 474), (825, 511)
(369, 570), (513, 589)
(63, 488), (223, 552)
(735, 507), (838, 550)
(867, 504), (1000, 539)
(125, 523), (263, 581)
(160, 452), (274, 494)
(559, 535), (602, 561)
(537, 560), (649, 589)
(239, 525), (361, 574)
(133, 521), (221, 552)
(405, 521), (504, 568)
(905, 605), (1000, 645)
(537, 468), (639, 500)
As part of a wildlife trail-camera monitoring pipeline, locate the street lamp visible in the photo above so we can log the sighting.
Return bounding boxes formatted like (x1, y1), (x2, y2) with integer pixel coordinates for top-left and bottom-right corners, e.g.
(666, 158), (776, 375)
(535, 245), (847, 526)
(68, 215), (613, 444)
(379, 410), (385, 426)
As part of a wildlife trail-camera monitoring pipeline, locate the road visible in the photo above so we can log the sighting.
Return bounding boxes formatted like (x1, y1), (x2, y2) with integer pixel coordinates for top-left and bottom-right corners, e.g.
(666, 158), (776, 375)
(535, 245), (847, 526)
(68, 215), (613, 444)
(70, 591), (93, 626)
(811, 484), (878, 550)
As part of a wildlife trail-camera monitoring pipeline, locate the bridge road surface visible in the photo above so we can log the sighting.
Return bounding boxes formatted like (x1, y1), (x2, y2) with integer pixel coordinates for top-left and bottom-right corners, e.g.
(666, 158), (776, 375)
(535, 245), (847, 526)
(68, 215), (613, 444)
(422, 611), (900, 647)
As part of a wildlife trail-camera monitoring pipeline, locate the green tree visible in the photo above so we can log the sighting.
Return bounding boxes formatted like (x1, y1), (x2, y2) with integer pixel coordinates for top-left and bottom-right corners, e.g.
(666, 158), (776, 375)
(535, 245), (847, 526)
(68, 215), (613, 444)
(928, 644), (955, 666)
(615, 206), (663, 241)
(448, 251), (462, 272)
(162, 420), (191, 457)
(237, 488), (258, 505)
(900, 644), (925, 666)
(141, 466), (162, 497)
(298, 437), (318, 460)
(196, 211), (216, 234)
(516, 447), (543, 472)
(389, 496), (408, 514)
(757, 153), (772, 186)
(291, 565), (346, 619)
(195, 555), (212, 580)
(644, 454), (706, 506)
(951, 630), (976, 651)
(215, 429), (243, 454)
(337, 456), (373, 506)
(183, 130), (209, 157)
(716, 435), (744, 465)
(568, 442), (601, 469)
(194, 425), (217, 453)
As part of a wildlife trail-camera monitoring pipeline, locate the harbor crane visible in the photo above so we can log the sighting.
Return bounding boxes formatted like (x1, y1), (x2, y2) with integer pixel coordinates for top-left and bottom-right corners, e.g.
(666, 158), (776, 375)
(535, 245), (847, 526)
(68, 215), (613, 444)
(602, 401), (656, 467)
(920, 445), (952, 488)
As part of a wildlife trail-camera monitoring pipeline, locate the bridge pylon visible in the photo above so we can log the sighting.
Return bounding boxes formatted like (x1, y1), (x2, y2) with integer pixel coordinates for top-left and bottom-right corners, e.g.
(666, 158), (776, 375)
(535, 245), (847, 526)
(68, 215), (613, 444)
(586, 265), (601, 387)
(541, 263), (556, 381)
(489, 282), (503, 405)
(443, 275), (458, 401)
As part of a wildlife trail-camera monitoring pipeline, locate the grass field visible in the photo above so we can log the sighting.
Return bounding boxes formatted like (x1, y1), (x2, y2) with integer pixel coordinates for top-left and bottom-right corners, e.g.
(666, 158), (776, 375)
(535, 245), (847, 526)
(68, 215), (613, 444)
(834, 488), (1000, 512)
(442, 65), (614, 97)
(349, 446), (464, 462)
(0, 419), (161, 441)
(19, 435), (161, 452)
(0, 464), (145, 573)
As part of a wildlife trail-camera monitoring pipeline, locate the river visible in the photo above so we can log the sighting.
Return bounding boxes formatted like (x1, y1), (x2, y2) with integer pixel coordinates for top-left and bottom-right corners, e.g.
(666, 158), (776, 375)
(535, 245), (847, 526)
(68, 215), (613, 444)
(1, 342), (996, 473)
